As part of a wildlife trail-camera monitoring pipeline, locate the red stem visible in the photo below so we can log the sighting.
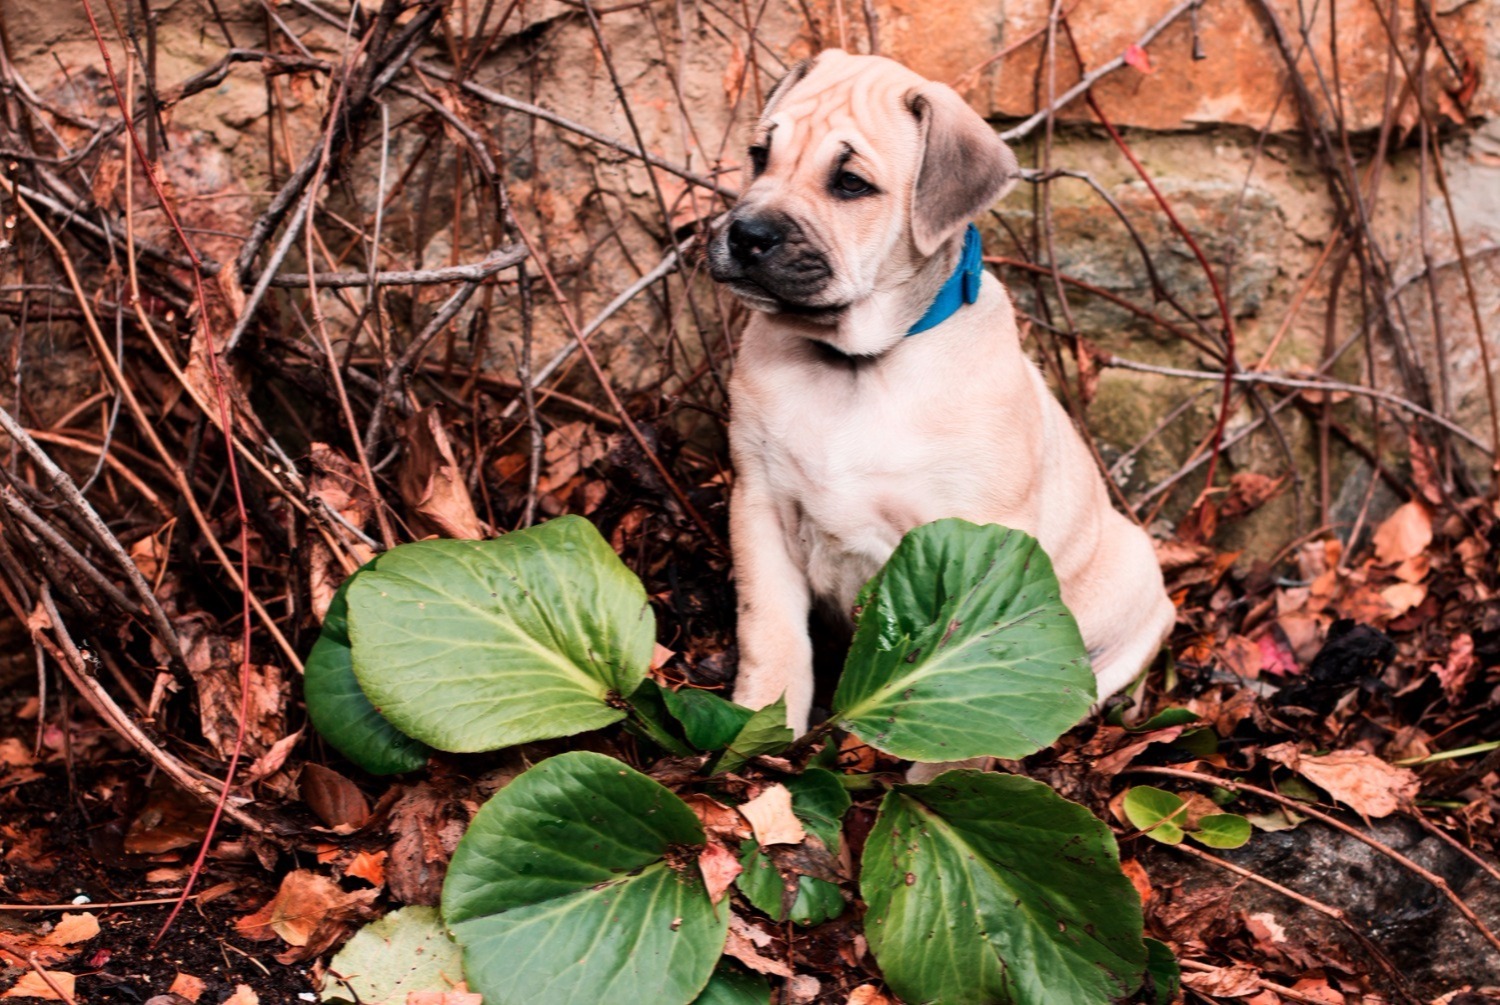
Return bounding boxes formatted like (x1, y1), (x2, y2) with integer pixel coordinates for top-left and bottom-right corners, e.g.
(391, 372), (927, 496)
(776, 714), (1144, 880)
(75, 0), (258, 946)
(1085, 93), (1240, 494)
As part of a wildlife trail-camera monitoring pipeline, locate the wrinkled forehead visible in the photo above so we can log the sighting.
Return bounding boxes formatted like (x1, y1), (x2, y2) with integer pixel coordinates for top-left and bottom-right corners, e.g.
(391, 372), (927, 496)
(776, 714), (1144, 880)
(758, 54), (926, 173)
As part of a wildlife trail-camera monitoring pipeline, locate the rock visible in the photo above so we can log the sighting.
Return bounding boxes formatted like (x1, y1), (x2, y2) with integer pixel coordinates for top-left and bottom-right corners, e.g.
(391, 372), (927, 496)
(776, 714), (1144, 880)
(1145, 815), (1500, 996)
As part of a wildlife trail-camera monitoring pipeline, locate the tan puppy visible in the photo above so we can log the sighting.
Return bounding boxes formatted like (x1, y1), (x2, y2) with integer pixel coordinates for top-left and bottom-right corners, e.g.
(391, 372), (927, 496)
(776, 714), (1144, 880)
(709, 49), (1175, 736)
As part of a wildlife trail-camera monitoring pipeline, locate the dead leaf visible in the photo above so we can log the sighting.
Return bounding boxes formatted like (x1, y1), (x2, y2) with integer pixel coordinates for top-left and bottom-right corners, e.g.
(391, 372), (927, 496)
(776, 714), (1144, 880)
(724, 915), (791, 977)
(1123, 43), (1155, 74)
(1380, 581), (1427, 618)
(169, 972), (207, 1003)
(1432, 633), (1477, 701)
(41, 913), (99, 946)
(345, 849), (387, 888)
(1, 970), (75, 1001)
(787, 974), (820, 1003)
(301, 763), (372, 830)
(0, 739), (33, 768)
(538, 422), (608, 496)
(406, 993), (482, 1005)
(130, 529), (170, 583)
(1218, 635), (1262, 679)
(234, 869), (377, 961)
(846, 986), (894, 1005)
(721, 41), (748, 107)
(247, 731), (303, 783)
(307, 443), (376, 622)
(1181, 962), (1261, 996)
(91, 156), (124, 211)
(738, 785), (806, 847)
(682, 794), (751, 841)
(1120, 858), (1153, 907)
(126, 781), (213, 854)
(386, 783), (469, 906)
(1408, 432), (1443, 505)
(698, 839), (743, 904)
(397, 407), (486, 540)
(1372, 501), (1432, 564)
(1288, 975), (1343, 1004)
(221, 985), (259, 1005)
(1219, 472), (1285, 523)
(1267, 746), (1419, 819)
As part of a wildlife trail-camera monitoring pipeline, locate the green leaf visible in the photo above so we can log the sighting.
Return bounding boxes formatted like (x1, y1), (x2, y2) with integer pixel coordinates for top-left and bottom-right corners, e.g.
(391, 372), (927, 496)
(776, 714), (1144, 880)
(304, 568), (431, 775)
(322, 906), (462, 1003)
(348, 516), (655, 752)
(442, 751), (727, 1005)
(862, 771), (1147, 1005)
(625, 680), (697, 756)
(713, 697), (793, 775)
(662, 686), (755, 751)
(832, 519), (1095, 762)
(1122, 786), (1187, 845)
(1127, 707), (1200, 732)
(1143, 938), (1180, 1005)
(736, 842), (846, 926)
(783, 768), (851, 851)
(1193, 813), (1252, 849)
(732, 767), (851, 927)
(1173, 726), (1220, 757)
(692, 962), (770, 1005)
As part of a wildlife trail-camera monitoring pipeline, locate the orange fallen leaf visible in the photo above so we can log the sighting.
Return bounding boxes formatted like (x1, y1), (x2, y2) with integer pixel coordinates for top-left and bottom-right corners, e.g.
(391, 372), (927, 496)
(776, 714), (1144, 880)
(1181, 962), (1261, 996)
(1, 970), (75, 1001)
(1372, 501), (1432, 564)
(345, 849), (388, 888)
(682, 793), (751, 841)
(698, 839), (743, 904)
(406, 993), (482, 1005)
(724, 915), (791, 977)
(846, 986), (894, 1005)
(1379, 581), (1427, 618)
(222, 984), (259, 1005)
(738, 784), (806, 847)
(169, 971), (207, 1002)
(41, 912), (99, 946)
(1265, 745), (1418, 819)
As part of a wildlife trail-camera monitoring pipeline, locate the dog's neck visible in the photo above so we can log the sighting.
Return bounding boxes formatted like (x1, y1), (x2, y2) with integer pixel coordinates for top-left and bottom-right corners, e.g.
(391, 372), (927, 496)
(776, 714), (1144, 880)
(815, 229), (971, 359)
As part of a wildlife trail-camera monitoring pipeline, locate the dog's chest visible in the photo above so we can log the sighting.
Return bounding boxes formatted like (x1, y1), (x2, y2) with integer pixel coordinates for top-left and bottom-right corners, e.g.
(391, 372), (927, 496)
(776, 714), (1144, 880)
(747, 372), (975, 606)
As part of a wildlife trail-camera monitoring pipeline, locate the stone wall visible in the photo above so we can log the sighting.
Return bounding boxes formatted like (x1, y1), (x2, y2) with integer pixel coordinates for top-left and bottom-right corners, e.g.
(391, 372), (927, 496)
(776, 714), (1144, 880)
(3, 0), (1496, 551)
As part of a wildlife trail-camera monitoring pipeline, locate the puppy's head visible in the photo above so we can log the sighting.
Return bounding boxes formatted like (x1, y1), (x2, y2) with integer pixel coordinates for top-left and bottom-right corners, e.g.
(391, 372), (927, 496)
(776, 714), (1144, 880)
(709, 50), (1018, 345)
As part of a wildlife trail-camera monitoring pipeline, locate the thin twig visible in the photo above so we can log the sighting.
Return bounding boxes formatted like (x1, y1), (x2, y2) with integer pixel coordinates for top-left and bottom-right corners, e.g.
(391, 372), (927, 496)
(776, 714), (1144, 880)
(999, 0), (1203, 143)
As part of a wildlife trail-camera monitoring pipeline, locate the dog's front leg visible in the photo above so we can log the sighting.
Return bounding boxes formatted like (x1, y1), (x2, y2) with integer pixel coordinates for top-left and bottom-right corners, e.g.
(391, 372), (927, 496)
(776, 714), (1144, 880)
(730, 480), (815, 734)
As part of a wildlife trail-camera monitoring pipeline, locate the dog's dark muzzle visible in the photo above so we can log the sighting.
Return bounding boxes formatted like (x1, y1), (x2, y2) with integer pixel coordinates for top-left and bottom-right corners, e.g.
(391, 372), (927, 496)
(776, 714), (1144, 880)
(708, 211), (834, 307)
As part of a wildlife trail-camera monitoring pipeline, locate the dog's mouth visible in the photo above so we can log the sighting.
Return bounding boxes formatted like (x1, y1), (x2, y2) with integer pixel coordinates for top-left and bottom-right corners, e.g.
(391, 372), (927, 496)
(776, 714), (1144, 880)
(719, 277), (848, 319)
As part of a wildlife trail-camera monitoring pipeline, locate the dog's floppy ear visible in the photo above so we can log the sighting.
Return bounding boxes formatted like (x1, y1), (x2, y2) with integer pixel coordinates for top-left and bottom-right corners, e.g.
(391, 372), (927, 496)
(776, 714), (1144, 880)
(906, 83), (1018, 257)
(760, 55), (817, 119)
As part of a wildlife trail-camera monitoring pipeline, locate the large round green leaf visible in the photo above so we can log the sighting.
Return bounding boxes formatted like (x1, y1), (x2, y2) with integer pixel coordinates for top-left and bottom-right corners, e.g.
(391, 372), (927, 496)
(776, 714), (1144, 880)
(322, 906), (461, 1003)
(347, 516), (655, 751)
(692, 962), (769, 1005)
(303, 568), (431, 775)
(832, 519), (1095, 762)
(861, 770), (1147, 1005)
(442, 751), (728, 1005)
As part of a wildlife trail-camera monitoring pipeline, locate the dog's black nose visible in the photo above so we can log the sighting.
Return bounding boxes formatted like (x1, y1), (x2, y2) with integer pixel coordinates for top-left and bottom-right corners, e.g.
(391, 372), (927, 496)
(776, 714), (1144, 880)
(728, 217), (783, 263)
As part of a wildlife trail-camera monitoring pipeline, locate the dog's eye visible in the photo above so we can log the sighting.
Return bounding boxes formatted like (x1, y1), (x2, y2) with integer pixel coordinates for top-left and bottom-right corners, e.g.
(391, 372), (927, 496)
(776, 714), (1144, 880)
(833, 170), (872, 197)
(749, 145), (769, 176)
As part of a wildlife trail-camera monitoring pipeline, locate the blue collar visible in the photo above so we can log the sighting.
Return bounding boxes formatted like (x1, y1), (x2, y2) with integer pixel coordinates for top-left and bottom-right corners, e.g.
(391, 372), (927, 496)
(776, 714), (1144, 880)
(906, 224), (985, 336)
